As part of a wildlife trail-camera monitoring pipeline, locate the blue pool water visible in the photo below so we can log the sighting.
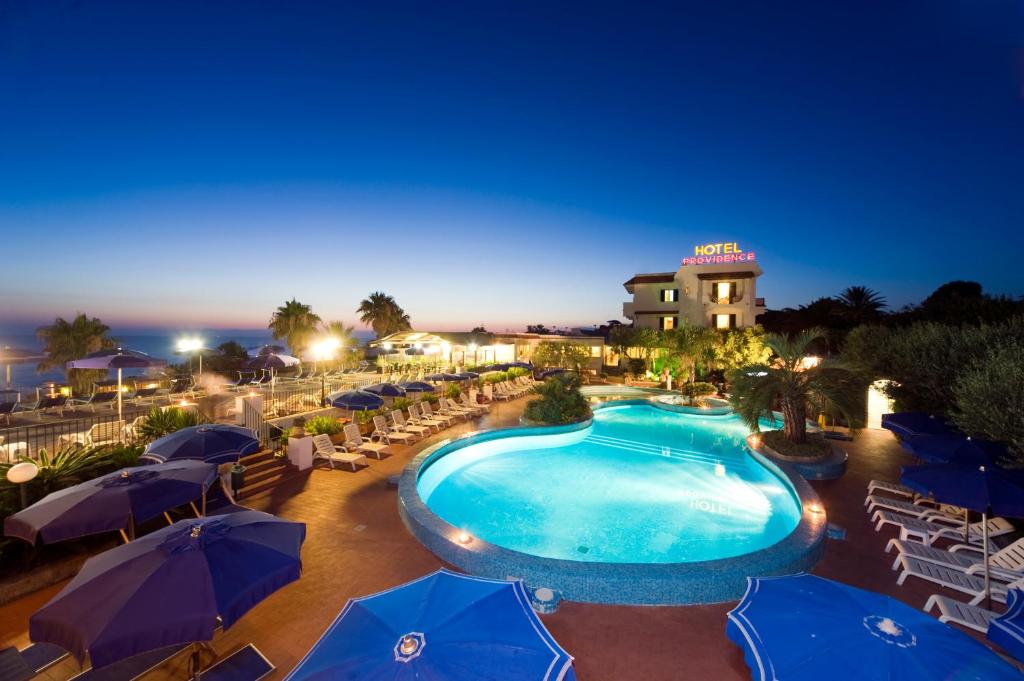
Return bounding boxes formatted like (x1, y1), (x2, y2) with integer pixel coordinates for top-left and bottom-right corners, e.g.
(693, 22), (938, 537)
(417, 404), (802, 564)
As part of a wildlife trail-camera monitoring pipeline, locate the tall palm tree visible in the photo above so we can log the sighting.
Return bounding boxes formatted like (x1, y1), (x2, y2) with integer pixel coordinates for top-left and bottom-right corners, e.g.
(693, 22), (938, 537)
(268, 299), (321, 356)
(36, 314), (116, 394)
(837, 286), (887, 325)
(728, 328), (864, 443)
(356, 292), (411, 338)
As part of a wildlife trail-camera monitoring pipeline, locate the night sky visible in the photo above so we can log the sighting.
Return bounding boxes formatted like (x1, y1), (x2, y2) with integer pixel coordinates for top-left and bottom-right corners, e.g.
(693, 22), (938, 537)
(2, 2), (1021, 331)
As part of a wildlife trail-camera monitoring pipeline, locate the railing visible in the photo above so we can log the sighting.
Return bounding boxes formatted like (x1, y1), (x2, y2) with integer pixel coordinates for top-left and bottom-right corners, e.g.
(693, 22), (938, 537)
(707, 293), (744, 304)
(0, 412), (136, 462)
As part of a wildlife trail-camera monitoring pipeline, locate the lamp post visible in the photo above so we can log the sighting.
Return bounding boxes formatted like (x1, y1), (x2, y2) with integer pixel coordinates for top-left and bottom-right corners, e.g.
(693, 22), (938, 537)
(7, 461), (39, 509)
(176, 337), (205, 378)
(312, 337), (341, 404)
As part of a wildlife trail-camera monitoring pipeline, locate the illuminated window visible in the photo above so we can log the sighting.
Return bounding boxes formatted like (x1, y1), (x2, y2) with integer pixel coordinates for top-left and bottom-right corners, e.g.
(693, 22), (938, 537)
(716, 282), (733, 304)
(660, 316), (677, 331)
(715, 314), (731, 329)
(590, 346), (602, 358)
(661, 289), (678, 302)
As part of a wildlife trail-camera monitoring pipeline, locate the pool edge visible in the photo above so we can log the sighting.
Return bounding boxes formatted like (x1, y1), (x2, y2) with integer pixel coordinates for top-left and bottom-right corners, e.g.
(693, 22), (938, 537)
(397, 410), (827, 606)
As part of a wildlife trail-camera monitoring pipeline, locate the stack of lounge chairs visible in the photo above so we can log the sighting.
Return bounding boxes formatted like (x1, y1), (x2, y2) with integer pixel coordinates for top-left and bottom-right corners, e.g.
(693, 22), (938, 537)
(867, 477), (1024, 635)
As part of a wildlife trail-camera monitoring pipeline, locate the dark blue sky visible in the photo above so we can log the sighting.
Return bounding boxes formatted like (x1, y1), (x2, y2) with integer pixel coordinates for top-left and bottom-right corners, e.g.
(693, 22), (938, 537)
(2, 1), (1021, 331)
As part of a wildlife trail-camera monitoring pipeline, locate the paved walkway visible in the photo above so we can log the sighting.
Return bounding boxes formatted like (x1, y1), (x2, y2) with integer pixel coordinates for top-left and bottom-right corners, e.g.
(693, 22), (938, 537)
(0, 399), (1000, 680)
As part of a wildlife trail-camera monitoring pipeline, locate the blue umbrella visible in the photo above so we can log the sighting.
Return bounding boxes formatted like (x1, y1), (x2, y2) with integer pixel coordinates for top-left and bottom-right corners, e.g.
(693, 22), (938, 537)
(905, 434), (1008, 465)
(397, 381), (435, 393)
(4, 461), (217, 544)
(284, 569), (575, 681)
(30, 510), (305, 669)
(538, 368), (566, 379)
(507, 361), (533, 369)
(726, 574), (1020, 680)
(248, 344), (287, 357)
(989, 588), (1024, 662)
(881, 412), (954, 439)
(141, 424), (260, 465)
(327, 390), (384, 411)
(363, 383), (407, 398)
(67, 348), (167, 420)
(902, 461), (1024, 603)
(244, 353), (300, 370)
(424, 373), (461, 382)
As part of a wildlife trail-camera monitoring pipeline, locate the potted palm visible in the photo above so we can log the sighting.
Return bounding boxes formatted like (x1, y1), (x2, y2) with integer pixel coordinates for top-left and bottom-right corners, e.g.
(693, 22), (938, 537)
(728, 328), (864, 462)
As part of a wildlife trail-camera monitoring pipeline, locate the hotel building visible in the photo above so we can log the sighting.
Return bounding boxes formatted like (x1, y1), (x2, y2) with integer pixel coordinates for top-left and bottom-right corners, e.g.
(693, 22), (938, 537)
(622, 242), (765, 330)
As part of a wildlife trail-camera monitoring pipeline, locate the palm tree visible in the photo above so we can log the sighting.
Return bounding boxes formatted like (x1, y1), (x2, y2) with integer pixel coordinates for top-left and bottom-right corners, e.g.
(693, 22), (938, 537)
(728, 328), (864, 443)
(837, 286), (887, 325)
(268, 299), (321, 356)
(356, 292), (411, 338)
(663, 323), (719, 382)
(36, 314), (116, 394)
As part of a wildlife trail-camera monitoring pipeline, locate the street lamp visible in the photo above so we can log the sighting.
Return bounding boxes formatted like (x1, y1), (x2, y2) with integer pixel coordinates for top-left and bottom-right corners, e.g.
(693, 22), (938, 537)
(176, 337), (206, 377)
(311, 337), (342, 403)
(7, 461), (39, 509)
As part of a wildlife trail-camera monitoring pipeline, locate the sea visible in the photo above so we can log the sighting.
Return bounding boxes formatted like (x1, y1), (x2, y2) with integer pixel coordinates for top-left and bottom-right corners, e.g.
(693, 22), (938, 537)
(0, 329), (372, 394)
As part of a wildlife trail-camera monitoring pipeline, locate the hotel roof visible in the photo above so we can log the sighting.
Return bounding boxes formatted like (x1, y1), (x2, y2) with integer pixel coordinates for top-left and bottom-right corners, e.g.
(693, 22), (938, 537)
(622, 272), (676, 292)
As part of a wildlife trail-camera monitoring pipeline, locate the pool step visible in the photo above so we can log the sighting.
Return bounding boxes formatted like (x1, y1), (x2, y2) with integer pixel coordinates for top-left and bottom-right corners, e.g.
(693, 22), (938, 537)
(584, 433), (743, 467)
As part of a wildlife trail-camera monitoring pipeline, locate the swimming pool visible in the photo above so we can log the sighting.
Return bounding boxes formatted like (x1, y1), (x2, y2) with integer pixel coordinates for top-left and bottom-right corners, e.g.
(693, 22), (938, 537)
(398, 401), (826, 604)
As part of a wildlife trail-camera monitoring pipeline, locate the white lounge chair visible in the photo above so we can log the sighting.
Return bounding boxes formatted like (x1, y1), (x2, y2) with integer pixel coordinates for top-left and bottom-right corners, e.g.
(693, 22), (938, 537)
(58, 420), (125, 448)
(872, 510), (1013, 547)
(460, 392), (486, 415)
(372, 415), (416, 444)
(421, 401), (454, 426)
(865, 495), (964, 521)
(896, 555), (1024, 605)
(392, 410), (429, 438)
(341, 424), (389, 460)
(866, 479), (918, 502)
(440, 398), (473, 419)
(886, 537), (1024, 581)
(924, 593), (998, 633)
(467, 390), (490, 412)
(311, 434), (367, 471)
(409, 403), (444, 431)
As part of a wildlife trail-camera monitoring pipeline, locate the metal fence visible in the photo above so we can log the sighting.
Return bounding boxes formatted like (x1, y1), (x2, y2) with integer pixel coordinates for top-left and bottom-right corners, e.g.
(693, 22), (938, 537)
(0, 411), (138, 462)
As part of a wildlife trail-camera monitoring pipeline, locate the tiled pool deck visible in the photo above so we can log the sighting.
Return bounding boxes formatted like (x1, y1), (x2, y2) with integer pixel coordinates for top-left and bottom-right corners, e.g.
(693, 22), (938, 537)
(0, 398), (998, 680)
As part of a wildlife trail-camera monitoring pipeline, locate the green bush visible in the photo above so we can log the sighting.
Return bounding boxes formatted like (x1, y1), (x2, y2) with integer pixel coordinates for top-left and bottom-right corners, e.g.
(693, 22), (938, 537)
(524, 373), (591, 425)
(507, 367), (529, 379)
(952, 343), (1024, 461)
(482, 371), (508, 385)
(136, 407), (206, 443)
(683, 381), (717, 398)
(304, 415), (341, 436)
(762, 430), (831, 458)
(444, 383), (461, 399)
(392, 397), (413, 411)
(626, 358), (646, 375)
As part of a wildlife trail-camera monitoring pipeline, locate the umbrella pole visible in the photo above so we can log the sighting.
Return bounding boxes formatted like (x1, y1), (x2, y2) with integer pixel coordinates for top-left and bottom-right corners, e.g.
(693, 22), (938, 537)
(201, 489), (206, 517)
(964, 507), (969, 542)
(190, 642), (203, 681)
(984, 511), (991, 609)
(117, 367), (123, 421)
(128, 512), (135, 541)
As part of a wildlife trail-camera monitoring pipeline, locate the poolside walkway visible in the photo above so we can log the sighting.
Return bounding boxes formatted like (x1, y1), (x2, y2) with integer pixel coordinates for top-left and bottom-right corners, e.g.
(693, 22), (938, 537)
(0, 399), (997, 681)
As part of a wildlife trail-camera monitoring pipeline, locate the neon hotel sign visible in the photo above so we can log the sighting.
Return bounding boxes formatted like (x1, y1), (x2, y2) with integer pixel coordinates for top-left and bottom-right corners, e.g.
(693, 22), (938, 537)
(681, 242), (756, 266)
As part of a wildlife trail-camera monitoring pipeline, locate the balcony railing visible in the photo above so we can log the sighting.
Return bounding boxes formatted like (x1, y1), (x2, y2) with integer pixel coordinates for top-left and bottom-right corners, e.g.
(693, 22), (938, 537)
(707, 293), (743, 305)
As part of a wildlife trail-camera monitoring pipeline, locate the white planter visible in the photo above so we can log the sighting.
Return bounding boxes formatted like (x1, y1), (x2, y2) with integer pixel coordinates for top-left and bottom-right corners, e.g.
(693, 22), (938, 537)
(287, 436), (314, 471)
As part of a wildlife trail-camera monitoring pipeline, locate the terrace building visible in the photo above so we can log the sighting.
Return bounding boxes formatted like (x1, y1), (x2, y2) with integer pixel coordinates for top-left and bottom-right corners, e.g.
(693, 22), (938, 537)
(622, 242), (766, 330)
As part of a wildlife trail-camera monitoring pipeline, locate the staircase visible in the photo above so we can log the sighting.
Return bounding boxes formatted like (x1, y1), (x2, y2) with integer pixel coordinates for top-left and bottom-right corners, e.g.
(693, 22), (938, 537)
(235, 450), (303, 500)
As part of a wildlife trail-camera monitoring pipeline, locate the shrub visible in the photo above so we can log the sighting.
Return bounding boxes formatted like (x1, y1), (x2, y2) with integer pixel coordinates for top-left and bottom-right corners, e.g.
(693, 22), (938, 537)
(762, 430), (831, 459)
(392, 397), (413, 411)
(951, 343), (1024, 461)
(482, 371), (508, 385)
(626, 358), (645, 375)
(683, 381), (717, 398)
(507, 367), (529, 379)
(304, 415), (341, 436)
(444, 383), (461, 399)
(136, 407), (206, 443)
(524, 373), (591, 425)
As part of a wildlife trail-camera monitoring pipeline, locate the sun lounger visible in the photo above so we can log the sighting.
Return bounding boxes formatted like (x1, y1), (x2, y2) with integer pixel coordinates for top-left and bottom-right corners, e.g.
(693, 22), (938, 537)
(18, 642), (68, 674)
(67, 390), (119, 412)
(0, 400), (17, 425)
(311, 434), (367, 471)
(201, 644), (274, 681)
(887, 537), (1024, 581)
(459, 393), (486, 415)
(0, 646), (32, 681)
(58, 420), (126, 448)
(342, 424), (388, 459)
(392, 410), (429, 438)
(439, 398), (473, 420)
(420, 401), (453, 426)
(865, 495), (964, 520)
(872, 510), (1012, 547)
(923, 593), (997, 633)
(372, 415), (416, 444)
(408, 403), (444, 431)
(466, 390), (490, 413)
(131, 386), (160, 405)
(68, 644), (187, 681)
(895, 555), (1024, 605)
(15, 395), (68, 419)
